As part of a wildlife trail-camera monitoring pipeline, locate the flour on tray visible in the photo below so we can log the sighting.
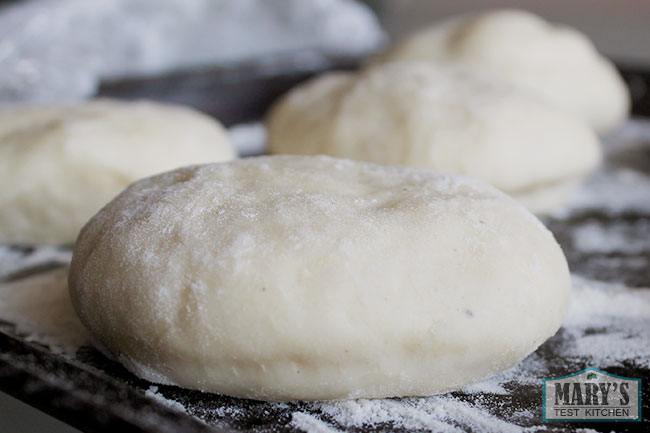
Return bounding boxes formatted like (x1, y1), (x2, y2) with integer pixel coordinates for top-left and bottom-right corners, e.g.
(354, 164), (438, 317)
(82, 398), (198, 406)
(554, 118), (650, 216)
(145, 386), (188, 414)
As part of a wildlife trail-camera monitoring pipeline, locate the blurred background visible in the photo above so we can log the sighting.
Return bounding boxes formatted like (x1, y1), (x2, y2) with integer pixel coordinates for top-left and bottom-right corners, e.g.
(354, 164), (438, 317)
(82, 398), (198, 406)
(0, 0), (648, 106)
(0, 1), (648, 432)
(368, 0), (650, 62)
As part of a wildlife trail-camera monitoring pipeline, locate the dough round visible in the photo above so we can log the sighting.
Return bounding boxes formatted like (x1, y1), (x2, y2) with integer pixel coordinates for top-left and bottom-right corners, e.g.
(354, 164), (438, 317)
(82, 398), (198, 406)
(0, 99), (235, 244)
(380, 9), (629, 134)
(69, 155), (570, 401)
(267, 62), (601, 214)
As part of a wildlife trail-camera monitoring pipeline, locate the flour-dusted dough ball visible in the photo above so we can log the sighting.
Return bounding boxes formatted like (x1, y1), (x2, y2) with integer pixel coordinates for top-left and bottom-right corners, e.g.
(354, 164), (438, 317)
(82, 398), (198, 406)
(380, 9), (629, 134)
(69, 155), (571, 401)
(267, 63), (601, 214)
(0, 99), (235, 244)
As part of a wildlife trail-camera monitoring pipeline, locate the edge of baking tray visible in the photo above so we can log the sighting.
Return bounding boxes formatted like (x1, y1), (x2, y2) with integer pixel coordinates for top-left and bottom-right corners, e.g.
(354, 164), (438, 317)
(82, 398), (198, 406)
(0, 327), (219, 433)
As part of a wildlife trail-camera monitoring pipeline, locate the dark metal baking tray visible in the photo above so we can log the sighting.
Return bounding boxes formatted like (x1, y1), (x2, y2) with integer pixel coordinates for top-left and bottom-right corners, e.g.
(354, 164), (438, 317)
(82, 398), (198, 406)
(1, 57), (650, 433)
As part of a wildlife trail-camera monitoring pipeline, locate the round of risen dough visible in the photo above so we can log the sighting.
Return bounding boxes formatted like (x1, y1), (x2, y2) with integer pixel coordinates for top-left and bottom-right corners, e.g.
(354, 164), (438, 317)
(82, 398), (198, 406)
(69, 155), (571, 401)
(0, 99), (235, 244)
(267, 62), (601, 214)
(380, 9), (629, 134)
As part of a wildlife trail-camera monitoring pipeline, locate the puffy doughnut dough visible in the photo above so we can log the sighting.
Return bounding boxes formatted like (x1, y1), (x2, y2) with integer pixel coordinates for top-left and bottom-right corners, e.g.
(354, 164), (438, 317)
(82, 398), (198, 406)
(69, 155), (571, 401)
(267, 63), (601, 214)
(0, 99), (235, 244)
(380, 9), (629, 134)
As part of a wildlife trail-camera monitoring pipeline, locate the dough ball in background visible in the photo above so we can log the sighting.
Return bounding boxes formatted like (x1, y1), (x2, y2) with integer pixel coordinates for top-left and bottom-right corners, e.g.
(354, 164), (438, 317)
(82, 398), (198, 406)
(0, 99), (235, 244)
(69, 155), (571, 401)
(379, 9), (629, 135)
(267, 62), (601, 215)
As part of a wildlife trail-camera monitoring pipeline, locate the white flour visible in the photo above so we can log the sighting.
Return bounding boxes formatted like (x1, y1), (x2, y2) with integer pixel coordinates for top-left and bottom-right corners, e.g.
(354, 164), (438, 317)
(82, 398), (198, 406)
(308, 396), (524, 433)
(570, 219), (650, 254)
(291, 412), (343, 433)
(145, 386), (188, 414)
(553, 119), (650, 217)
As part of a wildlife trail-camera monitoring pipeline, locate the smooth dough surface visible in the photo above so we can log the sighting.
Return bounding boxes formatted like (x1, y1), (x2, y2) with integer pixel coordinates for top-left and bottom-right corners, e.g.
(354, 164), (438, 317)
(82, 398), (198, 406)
(0, 99), (235, 244)
(380, 9), (629, 134)
(69, 155), (571, 401)
(267, 62), (601, 214)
